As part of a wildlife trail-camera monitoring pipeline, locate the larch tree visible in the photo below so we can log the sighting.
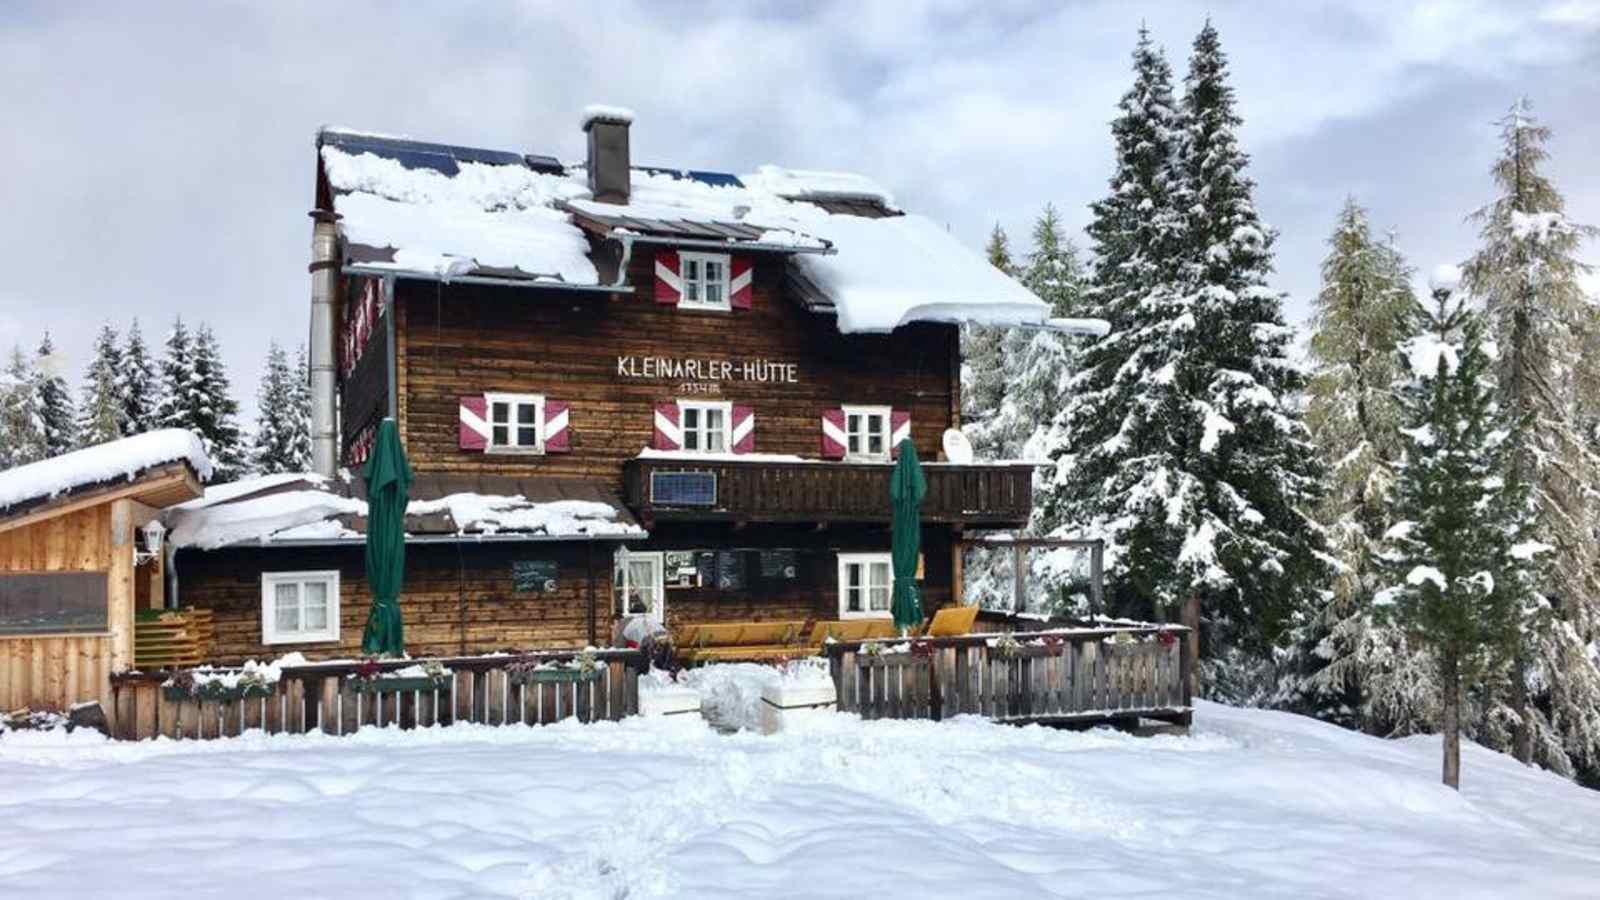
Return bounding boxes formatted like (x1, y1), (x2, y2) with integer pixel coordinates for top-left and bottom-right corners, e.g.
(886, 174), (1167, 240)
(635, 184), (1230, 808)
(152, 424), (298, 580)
(32, 333), (77, 457)
(118, 318), (160, 436)
(77, 323), (125, 447)
(1289, 199), (1431, 734)
(251, 341), (311, 474)
(1460, 99), (1600, 778)
(1379, 269), (1538, 789)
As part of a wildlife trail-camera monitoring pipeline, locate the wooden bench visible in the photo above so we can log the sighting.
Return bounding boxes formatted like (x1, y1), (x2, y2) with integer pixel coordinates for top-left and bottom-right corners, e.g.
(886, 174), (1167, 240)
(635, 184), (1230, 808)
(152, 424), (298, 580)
(675, 620), (810, 663)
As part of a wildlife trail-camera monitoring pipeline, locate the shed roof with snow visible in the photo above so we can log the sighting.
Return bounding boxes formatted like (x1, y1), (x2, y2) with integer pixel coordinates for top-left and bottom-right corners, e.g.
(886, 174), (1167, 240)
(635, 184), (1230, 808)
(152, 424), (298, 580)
(0, 430), (212, 531)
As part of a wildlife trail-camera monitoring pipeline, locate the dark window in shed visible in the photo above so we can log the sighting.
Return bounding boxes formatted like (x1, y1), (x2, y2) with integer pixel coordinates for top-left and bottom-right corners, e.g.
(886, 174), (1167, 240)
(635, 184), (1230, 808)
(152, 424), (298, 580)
(0, 572), (109, 635)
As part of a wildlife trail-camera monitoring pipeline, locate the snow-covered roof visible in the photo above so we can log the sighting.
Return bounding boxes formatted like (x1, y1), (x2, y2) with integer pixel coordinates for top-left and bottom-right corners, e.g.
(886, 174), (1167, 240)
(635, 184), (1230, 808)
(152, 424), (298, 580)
(0, 430), (213, 517)
(317, 124), (1054, 334)
(166, 473), (645, 550)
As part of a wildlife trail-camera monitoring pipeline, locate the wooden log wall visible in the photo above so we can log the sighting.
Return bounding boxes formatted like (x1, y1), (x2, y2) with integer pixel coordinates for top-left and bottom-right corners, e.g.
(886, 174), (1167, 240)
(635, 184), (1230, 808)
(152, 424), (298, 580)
(395, 248), (961, 486)
(827, 627), (1194, 727)
(0, 504), (124, 713)
(108, 649), (645, 740)
(176, 542), (603, 664)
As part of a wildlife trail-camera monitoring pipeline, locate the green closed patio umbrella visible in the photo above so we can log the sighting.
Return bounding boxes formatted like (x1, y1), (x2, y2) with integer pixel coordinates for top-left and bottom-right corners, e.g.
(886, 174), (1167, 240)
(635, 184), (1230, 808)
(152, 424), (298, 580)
(361, 418), (413, 656)
(889, 437), (927, 634)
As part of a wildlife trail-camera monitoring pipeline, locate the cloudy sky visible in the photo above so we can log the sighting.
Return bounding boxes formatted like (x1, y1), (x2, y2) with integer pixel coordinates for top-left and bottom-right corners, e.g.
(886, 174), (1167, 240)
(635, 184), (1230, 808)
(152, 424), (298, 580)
(3, 0), (1597, 421)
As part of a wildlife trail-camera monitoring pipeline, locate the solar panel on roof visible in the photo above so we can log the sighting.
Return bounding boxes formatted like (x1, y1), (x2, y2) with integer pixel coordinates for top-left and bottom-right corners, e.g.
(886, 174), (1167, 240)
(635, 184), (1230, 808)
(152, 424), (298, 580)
(321, 130), (548, 175)
(636, 166), (744, 189)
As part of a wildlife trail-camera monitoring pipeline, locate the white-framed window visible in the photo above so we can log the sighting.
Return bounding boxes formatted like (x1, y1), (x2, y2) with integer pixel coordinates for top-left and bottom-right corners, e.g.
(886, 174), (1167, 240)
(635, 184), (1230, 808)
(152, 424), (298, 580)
(838, 553), (892, 619)
(679, 252), (730, 311)
(679, 400), (731, 453)
(615, 551), (665, 621)
(486, 392), (544, 454)
(843, 405), (891, 461)
(262, 571), (340, 644)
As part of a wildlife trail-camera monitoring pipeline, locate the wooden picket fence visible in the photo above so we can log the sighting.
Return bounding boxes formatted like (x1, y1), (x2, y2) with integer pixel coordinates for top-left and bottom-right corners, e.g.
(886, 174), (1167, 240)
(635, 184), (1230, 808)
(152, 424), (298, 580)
(824, 626), (1193, 727)
(108, 649), (646, 741)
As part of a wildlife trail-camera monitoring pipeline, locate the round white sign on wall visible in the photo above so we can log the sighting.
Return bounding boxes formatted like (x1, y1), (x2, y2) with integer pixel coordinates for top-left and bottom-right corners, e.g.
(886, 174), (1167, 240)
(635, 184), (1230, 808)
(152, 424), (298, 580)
(942, 429), (974, 464)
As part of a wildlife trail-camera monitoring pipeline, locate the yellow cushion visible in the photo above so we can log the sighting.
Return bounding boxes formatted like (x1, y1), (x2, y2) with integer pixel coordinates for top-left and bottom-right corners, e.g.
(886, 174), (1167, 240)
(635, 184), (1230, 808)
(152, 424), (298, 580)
(925, 605), (979, 637)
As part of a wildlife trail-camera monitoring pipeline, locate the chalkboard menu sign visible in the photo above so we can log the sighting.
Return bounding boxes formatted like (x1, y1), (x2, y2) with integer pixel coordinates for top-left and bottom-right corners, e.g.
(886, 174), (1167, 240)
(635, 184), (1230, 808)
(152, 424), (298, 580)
(714, 550), (745, 590)
(758, 550), (799, 580)
(511, 560), (558, 594)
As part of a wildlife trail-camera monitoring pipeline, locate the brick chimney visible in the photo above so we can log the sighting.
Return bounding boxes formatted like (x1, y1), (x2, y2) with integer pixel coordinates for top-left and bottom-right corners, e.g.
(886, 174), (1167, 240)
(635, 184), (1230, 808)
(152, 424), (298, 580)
(582, 105), (633, 205)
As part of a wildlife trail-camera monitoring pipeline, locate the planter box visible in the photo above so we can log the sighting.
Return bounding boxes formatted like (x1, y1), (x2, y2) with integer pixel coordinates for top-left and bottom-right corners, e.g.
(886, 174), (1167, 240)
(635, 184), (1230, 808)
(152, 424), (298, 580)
(163, 682), (275, 703)
(511, 668), (602, 685)
(349, 676), (450, 694)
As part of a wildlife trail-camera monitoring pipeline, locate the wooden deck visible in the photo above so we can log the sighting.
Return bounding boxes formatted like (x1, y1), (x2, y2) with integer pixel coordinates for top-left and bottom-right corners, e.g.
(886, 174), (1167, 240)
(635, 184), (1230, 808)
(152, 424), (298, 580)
(823, 626), (1193, 728)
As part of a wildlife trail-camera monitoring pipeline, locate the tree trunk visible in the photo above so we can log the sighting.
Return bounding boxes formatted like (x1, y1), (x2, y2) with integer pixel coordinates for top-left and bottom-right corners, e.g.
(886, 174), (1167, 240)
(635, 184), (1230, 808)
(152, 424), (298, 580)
(1512, 643), (1532, 764)
(1181, 595), (1202, 697)
(1442, 651), (1461, 790)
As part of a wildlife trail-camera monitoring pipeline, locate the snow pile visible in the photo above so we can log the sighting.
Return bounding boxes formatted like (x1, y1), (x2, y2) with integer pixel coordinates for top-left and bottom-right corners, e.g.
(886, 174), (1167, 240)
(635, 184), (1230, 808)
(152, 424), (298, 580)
(740, 164), (896, 205)
(677, 660), (832, 731)
(636, 447), (807, 464)
(1403, 332), (1459, 378)
(790, 210), (1049, 333)
(0, 429), (212, 514)
(165, 476), (644, 549)
(580, 104), (634, 126)
(3, 702), (1599, 897)
(407, 493), (645, 538)
(167, 488), (364, 550)
(321, 145), (597, 284)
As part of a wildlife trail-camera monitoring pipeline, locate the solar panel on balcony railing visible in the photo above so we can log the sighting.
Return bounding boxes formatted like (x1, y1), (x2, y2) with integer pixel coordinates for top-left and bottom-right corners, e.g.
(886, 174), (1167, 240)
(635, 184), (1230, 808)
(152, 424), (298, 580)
(650, 471), (717, 507)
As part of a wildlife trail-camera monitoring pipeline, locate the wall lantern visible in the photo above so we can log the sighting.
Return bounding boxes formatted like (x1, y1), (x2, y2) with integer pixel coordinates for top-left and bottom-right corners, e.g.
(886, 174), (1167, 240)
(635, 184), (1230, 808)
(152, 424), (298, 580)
(135, 519), (166, 566)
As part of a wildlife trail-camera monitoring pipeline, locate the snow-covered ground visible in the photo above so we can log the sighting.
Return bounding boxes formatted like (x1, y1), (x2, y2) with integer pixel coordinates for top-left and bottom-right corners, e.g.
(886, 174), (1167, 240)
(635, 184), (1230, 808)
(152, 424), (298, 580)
(2, 702), (1597, 899)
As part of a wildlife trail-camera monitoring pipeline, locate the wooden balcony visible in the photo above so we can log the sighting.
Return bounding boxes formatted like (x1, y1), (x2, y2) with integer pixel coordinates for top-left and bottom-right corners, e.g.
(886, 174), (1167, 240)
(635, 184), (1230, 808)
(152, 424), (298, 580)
(623, 457), (1034, 527)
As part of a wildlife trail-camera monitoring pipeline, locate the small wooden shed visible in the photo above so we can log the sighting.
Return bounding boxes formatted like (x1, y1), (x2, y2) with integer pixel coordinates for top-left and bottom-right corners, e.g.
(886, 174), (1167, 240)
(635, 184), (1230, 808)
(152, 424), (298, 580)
(0, 432), (208, 718)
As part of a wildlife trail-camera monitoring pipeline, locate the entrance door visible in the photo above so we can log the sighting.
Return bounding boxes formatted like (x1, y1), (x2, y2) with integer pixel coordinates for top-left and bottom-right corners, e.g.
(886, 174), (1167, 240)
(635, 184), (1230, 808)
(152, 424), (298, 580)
(615, 551), (665, 621)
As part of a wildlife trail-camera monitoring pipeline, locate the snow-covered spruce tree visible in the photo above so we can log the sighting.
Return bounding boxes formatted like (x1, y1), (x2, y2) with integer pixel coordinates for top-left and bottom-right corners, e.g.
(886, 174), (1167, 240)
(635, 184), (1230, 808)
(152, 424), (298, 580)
(0, 346), (47, 467)
(1379, 270), (1537, 789)
(118, 318), (159, 436)
(251, 341), (311, 474)
(1021, 204), (1087, 319)
(1040, 27), (1190, 628)
(77, 323), (125, 447)
(1460, 99), (1600, 778)
(190, 324), (246, 481)
(1286, 199), (1430, 734)
(290, 344), (313, 470)
(32, 333), (76, 457)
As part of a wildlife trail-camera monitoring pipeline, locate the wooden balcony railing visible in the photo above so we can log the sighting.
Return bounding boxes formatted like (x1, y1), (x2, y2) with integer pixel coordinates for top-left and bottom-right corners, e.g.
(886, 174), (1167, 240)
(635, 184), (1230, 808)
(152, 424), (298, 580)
(623, 457), (1035, 526)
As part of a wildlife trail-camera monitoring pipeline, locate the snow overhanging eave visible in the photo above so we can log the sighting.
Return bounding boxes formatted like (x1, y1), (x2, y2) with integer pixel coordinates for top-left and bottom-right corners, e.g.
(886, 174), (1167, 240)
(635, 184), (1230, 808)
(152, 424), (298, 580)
(341, 264), (624, 294)
(611, 232), (836, 256)
(189, 530), (648, 551)
(836, 301), (1052, 334)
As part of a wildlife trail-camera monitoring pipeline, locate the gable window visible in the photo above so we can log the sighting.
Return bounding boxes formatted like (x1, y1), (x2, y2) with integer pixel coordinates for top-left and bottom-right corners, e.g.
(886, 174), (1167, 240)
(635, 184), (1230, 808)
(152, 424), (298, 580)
(615, 551), (665, 621)
(843, 405), (891, 461)
(838, 553), (892, 619)
(487, 393), (544, 453)
(679, 252), (730, 311)
(680, 400), (730, 453)
(262, 571), (340, 644)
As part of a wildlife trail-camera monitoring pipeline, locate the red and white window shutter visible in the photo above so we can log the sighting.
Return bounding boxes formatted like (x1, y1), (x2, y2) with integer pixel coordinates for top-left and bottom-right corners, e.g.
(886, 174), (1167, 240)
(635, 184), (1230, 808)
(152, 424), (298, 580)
(820, 408), (847, 459)
(730, 256), (754, 309)
(654, 249), (682, 305)
(653, 401), (682, 450)
(731, 404), (755, 454)
(543, 400), (571, 452)
(458, 395), (489, 451)
(890, 409), (912, 457)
